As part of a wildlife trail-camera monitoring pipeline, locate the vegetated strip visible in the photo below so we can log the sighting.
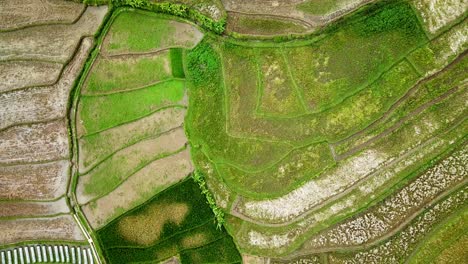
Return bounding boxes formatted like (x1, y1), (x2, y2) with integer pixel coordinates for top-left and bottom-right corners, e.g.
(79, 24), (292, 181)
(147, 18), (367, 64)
(78, 125), (183, 175)
(65, 5), (115, 264)
(81, 145), (187, 206)
(232, 115), (467, 226)
(80, 78), (184, 97)
(102, 46), (184, 58)
(332, 50), (467, 147)
(79, 104), (186, 139)
(336, 85), (463, 161)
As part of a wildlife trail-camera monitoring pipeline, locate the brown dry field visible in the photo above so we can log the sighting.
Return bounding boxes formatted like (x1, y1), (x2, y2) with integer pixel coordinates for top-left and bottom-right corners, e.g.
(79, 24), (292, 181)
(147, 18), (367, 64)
(242, 254), (268, 264)
(0, 6), (107, 63)
(0, 0), (85, 31)
(78, 107), (186, 172)
(82, 148), (193, 228)
(226, 12), (309, 36)
(0, 198), (70, 218)
(0, 215), (85, 245)
(0, 160), (69, 200)
(0, 120), (69, 165)
(76, 127), (187, 204)
(222, 0), (318, 28)
(0, 38), (93, 130)
(0, 61), (62, 93)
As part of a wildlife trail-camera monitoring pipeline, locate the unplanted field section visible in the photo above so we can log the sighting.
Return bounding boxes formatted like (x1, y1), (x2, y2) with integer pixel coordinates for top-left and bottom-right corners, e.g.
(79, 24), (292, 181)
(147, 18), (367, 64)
(0, 215), (85, 245)
(0, 198), (70, 218)
(0, 6), (107, 63)
(0, 0), (85, 31)
(97, 179), (241, 264)
(0, 160), (69, 200)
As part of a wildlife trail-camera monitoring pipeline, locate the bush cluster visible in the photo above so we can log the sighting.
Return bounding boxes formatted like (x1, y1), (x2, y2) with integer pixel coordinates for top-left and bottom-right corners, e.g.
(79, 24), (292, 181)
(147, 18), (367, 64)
(193, 170), (225, 229)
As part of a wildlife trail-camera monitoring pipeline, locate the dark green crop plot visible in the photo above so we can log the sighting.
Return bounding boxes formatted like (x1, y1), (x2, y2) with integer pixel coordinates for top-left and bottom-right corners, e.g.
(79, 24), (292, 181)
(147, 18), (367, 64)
(96, 178), (241, 263)
(170, 48), (185, 78)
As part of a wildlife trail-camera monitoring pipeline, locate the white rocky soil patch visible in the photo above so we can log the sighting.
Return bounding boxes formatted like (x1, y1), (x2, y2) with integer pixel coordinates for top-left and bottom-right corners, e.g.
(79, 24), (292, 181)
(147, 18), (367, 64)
(412, 0), (467, 34)
(305, 145), (467, 248)
(237, 150), (387, 222)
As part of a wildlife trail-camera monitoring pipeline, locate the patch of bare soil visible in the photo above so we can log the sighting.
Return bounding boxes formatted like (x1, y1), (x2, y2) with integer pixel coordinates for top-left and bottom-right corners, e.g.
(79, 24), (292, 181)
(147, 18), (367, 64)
(0, 120), (69, 165)
(0, 6), (107, 63)
(0, 160), (69, 200)
(0, 38), (93, 130)
(0, 61), (62, 93)
(78, 107), (186, 173)
(243, 254), (269, 264)
(0, 0), (85, 31)
(0, 215), (85, 245)
(76, 127), (188, 204)
(82, 149), (193, 229)
(171, 21), (204, 50)
(0, 197), (69, 218)
(160, 256), (181, 264)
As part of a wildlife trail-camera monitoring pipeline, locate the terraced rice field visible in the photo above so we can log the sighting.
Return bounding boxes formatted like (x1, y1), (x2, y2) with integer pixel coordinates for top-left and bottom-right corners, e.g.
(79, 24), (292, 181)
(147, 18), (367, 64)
(0, 0), (107, 256)
(1, 0), (466, 263)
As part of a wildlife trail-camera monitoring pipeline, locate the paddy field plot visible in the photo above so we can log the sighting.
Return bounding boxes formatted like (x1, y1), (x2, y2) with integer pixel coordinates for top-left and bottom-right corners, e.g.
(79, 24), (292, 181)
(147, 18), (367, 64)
(0, 0), (466, 263)
(184, 0), (468, 260)
(0, 0), (107, 249)
(96, 179), (241, 264)
(73, 10), (206, 260)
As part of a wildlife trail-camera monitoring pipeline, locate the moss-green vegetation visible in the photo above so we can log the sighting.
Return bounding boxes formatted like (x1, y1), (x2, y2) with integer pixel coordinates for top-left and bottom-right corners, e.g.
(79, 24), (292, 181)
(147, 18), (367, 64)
(85, 54), (172, 93)
(105, 9), (202, 54)
(96, 179), (241, 264)
(170, 48), (185, 78)
(80, 79), (185, 134)
(227, 15), (308, 36)
(297, 0), (349, 15)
